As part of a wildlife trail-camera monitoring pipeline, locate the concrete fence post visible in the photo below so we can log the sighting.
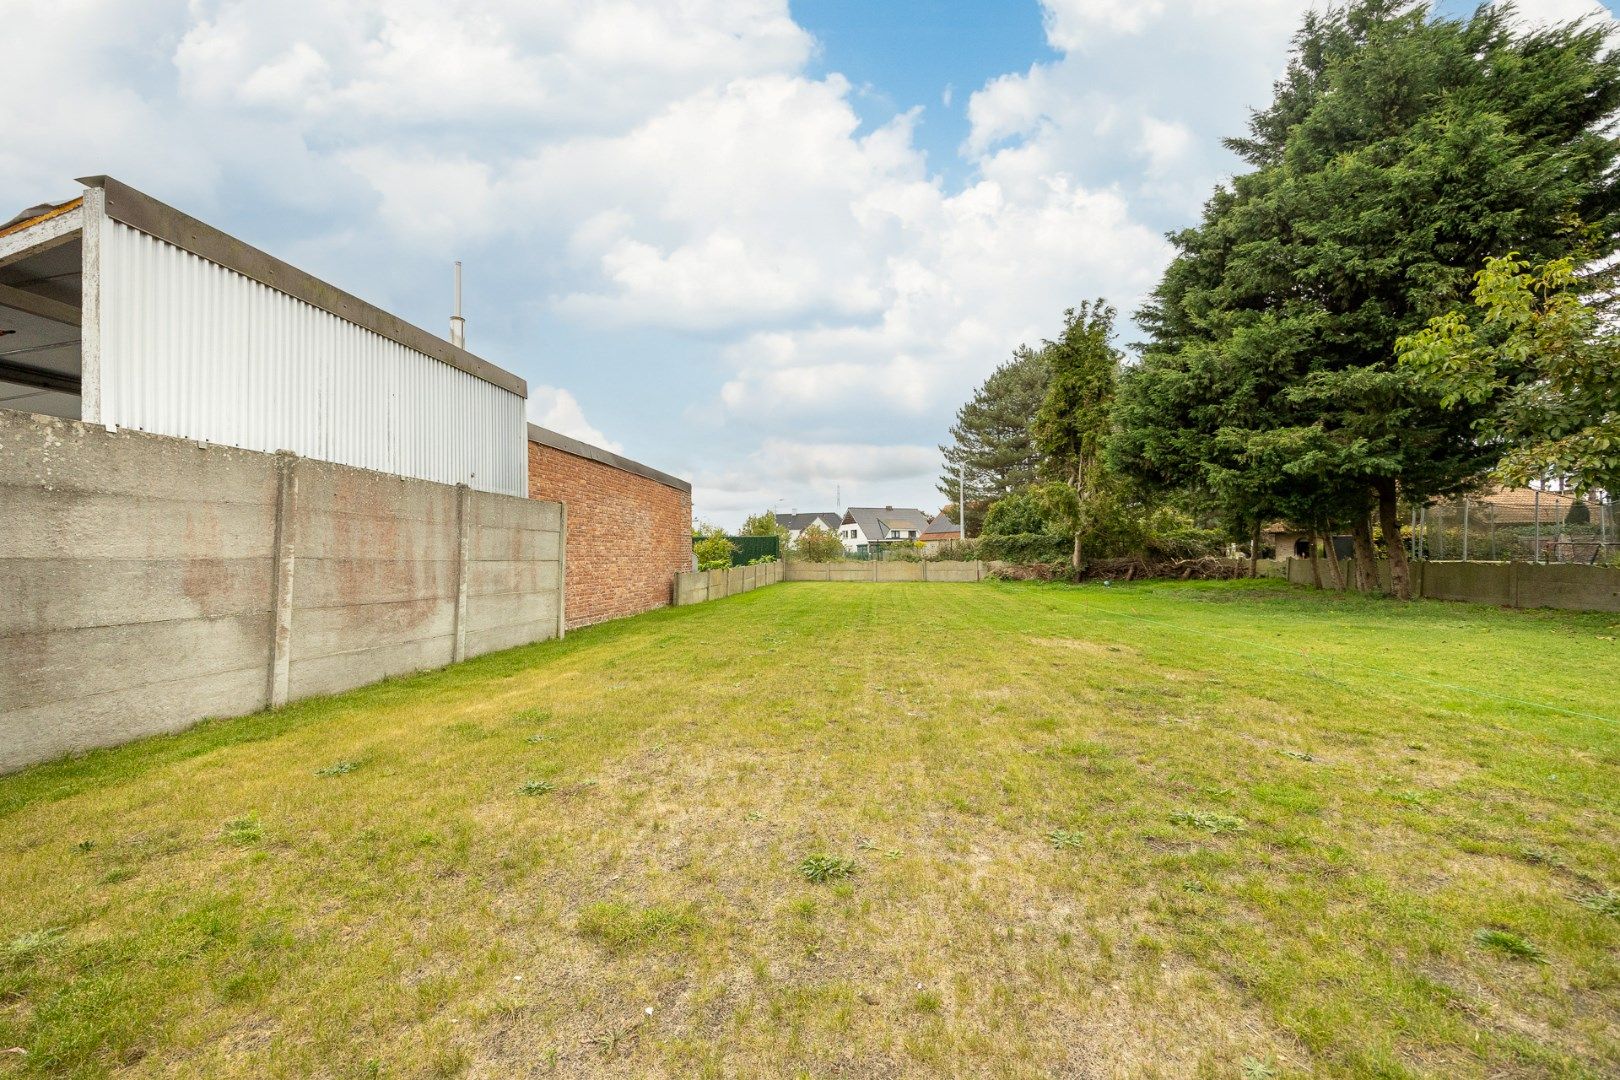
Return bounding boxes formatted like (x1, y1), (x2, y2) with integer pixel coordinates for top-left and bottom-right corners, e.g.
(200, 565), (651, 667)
(557, 502), (568, 639)
(267, 452), (299, 708)
(452, 484), (471, 663)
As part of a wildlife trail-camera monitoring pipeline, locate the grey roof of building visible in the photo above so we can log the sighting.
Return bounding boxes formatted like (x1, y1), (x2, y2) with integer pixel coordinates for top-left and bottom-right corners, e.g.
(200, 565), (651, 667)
(920, 513), (958, 537)
(777, 512), (840, 532)
(841, 506), (930, 540)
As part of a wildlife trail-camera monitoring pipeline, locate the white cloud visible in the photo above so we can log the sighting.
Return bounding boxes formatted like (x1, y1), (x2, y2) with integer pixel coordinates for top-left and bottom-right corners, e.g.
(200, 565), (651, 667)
(526, 387), (622, 453)
(1511, 0), (1616, 31)
(22, 0), (1578, 526)
(692, 439), (940, 517)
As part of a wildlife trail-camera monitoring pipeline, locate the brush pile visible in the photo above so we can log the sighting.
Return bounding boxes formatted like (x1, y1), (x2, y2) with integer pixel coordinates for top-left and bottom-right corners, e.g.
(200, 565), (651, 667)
(987, 556), (1251, 583)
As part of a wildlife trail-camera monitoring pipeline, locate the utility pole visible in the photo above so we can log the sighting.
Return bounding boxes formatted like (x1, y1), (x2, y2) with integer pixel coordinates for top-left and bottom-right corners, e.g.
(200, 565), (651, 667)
(1534, 483), (1542, 562)
(959, 463), (966, 541)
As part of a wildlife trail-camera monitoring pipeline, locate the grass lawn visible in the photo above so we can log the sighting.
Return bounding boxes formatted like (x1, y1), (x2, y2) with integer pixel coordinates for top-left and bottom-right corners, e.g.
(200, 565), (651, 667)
(2, 580), (1618, 1078)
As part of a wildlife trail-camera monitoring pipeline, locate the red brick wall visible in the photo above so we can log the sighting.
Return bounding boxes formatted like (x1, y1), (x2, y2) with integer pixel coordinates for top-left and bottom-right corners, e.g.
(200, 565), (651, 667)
(528, 440), (692, 629)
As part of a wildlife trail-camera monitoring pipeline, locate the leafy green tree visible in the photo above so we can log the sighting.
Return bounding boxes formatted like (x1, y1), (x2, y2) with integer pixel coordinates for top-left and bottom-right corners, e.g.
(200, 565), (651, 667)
(1035, 302), (1120, 568)
(938, 346), (1051, 535)
(740, 511), (790, 546)
(791, 524), (847, 563)
(1113, 0), (1620, 599)
(1398, 253), (1620, 496)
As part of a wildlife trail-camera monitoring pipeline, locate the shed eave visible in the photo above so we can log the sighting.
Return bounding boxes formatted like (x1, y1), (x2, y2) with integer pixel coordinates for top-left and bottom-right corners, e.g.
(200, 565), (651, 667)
(75, 175), (527, 399)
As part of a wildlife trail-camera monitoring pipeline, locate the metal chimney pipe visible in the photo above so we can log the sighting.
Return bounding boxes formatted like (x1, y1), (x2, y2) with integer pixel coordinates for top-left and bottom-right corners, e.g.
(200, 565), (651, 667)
(450, 260), (466, 349)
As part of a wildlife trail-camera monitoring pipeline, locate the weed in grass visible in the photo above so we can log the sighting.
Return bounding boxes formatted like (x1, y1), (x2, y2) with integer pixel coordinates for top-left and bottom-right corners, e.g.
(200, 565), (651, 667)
(576, 902), (699, 951)
(517, 780), (555, 796)
(1474, 928), (1548, 962)
(6, 927), (65, 965)
(798, 854), (857, 884)
(222, 815), (264, 845)
(1577, 890), (1620, 918)
(525, 733), (555, 745)
(1242, 1059), (1277, 1080)
(912, 990), (944, 1014)
(1047, 828), (1085, 850)
(1169, 810), (1246, 835)
(1519, 845), (1569, 870)
(1391, 790), (1432, 810)
(74, 839), (94, 853)
(1279, 749), (1314, 762)
(98, 867), (137, 885)
(315, 760), (359, 777)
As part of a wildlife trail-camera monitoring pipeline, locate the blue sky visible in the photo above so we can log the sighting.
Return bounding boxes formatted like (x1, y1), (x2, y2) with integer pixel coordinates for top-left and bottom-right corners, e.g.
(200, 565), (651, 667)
(4, 0), (1615, 525)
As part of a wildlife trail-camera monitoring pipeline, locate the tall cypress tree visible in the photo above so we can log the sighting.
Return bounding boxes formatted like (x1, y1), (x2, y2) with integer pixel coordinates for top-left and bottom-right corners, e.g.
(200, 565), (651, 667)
(1035, 302), (1121, 569)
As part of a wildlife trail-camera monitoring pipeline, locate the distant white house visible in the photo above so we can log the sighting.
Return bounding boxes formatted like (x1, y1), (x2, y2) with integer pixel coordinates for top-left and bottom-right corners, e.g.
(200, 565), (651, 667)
(838, 506), (930, 554)
(776, 512), (841, 544)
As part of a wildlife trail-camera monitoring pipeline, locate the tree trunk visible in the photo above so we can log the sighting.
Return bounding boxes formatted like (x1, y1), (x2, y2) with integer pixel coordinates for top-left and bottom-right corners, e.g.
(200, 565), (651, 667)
(1375, 477), (1411, 601)
(1072, 531), (1082, 573)
(1308, 528), (1323, 589)
(1323, 524), (1346, 591)
(1351, 504), (1379, 593)
(1249, 519), (1261, 578)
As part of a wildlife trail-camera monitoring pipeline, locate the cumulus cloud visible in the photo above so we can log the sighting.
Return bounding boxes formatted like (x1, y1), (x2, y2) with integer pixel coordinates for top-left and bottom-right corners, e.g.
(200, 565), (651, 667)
(9, 0), (1596, 524)
(1512, 0), (1616, 31)
(526, 387), (622, 453)
(692, 439), (940, 517)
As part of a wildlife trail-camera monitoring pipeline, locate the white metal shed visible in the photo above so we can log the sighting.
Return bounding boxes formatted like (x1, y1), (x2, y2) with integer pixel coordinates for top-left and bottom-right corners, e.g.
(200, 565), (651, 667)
(0, 177), (529, 496)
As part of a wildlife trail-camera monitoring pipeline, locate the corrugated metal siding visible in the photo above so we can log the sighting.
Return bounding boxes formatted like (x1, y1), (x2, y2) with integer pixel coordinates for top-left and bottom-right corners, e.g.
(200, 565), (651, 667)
(97, 220), (527, 496)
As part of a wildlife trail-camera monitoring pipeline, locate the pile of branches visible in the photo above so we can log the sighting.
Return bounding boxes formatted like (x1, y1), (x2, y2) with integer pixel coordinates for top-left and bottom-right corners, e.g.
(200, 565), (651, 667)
(1084, 555), (1249, 582)
(988, 556), (1250, 583)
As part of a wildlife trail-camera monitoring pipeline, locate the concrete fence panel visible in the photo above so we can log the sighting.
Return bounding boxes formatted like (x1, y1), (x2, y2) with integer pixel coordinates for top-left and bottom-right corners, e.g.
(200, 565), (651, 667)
(1283, 556), (1620, 612)
(671, 561), (782, 607)
(0, 411), (564, 773)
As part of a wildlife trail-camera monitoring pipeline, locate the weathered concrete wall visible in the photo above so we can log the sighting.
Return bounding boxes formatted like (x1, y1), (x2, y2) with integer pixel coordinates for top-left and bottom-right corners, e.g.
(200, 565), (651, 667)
(0, 411), (564, 772)
(782, 560), (985, 582)
(1284, 556), (1620, 612)
(672, 560), (782, 606)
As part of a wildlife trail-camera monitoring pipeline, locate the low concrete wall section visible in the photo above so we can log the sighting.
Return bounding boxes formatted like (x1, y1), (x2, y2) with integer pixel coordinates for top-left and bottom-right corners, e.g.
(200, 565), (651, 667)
(672, 561), (783, 606)
(783, 560), (986, 582)
(1, 411), (564, 772)
(1285, 556), (1620, 612)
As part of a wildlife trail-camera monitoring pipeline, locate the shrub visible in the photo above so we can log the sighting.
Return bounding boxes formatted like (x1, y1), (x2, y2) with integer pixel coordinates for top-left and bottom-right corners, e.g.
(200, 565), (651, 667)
(978, 531), (1070, 564)
(926, 539), (979, 562)
(692, 525), (736, 572)
(792, 524), (846, 562)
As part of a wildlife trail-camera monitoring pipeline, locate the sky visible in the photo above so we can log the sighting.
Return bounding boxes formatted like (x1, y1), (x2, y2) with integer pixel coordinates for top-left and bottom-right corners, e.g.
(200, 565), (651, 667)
(3, 0), (1615, 527)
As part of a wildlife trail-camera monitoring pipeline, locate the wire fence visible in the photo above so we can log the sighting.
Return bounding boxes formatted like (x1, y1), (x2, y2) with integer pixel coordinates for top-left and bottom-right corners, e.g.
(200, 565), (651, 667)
(1414, 492), (1618, 565)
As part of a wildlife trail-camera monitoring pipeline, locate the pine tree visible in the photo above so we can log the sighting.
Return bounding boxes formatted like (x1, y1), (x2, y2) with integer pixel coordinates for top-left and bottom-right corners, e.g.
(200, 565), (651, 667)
(937, 346), (1050, 535)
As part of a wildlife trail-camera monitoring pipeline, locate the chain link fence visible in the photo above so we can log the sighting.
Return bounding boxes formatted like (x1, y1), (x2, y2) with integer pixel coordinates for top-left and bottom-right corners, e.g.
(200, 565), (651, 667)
(1414, 491), (1618, 566)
